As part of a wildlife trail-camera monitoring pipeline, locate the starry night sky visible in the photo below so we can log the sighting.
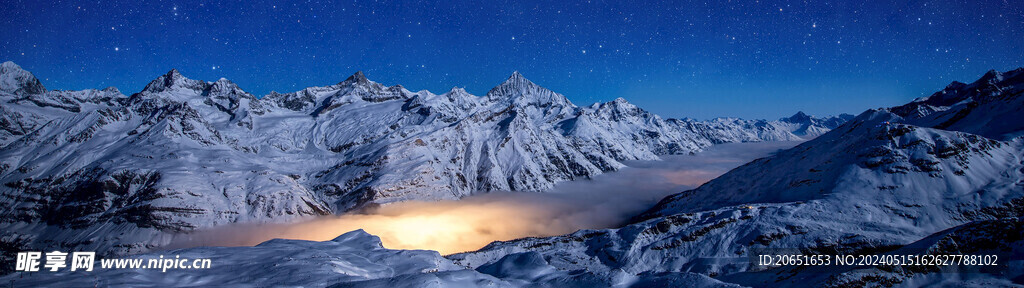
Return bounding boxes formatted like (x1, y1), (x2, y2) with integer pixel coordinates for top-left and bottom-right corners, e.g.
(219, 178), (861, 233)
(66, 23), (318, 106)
(1, 1), (1022, 119)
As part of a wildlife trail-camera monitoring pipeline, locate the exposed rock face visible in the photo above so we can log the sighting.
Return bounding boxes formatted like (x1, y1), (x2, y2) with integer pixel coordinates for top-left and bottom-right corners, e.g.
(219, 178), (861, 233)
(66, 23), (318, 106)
(0, 62), (847, 257)
(450, 68), (1024, 287)
(3, 64), (1020, 287)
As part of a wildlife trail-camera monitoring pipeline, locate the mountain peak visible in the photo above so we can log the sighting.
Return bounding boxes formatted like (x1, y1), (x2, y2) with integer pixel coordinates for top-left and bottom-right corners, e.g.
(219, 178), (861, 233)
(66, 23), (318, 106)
(1, 61), (20, 69)
(161, 69), (185, 83)
(102, 86), (121, 94)
(588, 97), (645, 121)
(601, 97), (638, 110)
(975, 69), (1004, 85)
(485, 71), (572, 107)
(905, 67), (1024, 111)
(343, 71), (370, 85)
(448, 86), (467, 94)
(0, 61), (47, 95)
(501, 71), (533, 87)
(783, 111), (812, 123)
(142, 69), (206, 93)
(487, 71), (540, 96)
(210, 77), (241, 91)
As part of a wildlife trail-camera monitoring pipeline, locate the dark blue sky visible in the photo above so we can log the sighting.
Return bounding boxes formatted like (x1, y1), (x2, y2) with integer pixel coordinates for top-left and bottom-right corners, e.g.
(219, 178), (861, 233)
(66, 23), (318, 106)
(2, 1), (1022, 119)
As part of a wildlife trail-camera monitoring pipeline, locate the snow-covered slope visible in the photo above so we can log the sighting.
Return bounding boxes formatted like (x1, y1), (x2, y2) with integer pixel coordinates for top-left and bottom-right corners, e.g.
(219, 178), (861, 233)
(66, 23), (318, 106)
(0, 61), (848, 257)
(0, 61), (45, 95)
(444, 69), (1024, 284)
(776, 111), (855, 137)
(638, 110), (1020, 218)
(0, 61), (124, 146)
(722, 217), (1024, 287)
(2, 230), (507, 287)
(448, 68), (1024, 287)
(891, 67), (1024, 140)
(2, 66), (1019, 287)
(1, 229), (742, 288)
(5, 215), (1017, 287)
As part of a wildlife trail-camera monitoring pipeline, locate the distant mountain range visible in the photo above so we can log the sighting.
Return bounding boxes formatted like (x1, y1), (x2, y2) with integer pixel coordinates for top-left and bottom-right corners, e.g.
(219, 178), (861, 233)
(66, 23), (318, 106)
(0, 61), (850, 258)
(451, 67), (1024, 287)
(6, 66), (1023, 286)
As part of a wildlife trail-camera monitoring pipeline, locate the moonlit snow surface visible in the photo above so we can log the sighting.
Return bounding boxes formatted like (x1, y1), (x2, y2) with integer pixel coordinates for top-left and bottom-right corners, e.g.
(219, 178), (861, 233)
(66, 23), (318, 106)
(170, 141), (802, 254)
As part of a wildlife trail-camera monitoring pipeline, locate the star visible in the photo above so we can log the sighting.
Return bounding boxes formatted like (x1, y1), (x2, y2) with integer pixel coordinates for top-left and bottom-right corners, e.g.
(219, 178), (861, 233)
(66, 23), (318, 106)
(6, 0), (1021, 123)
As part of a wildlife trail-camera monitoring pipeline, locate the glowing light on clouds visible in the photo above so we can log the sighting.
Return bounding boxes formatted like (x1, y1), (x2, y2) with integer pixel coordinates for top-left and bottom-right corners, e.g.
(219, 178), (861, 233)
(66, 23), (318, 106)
(170, 142), (800, 254)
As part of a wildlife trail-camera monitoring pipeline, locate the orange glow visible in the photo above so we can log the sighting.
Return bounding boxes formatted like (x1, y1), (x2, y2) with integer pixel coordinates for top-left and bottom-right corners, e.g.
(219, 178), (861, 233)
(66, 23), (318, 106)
(169, 142), (801, 255)
(171, 192), (630, 255)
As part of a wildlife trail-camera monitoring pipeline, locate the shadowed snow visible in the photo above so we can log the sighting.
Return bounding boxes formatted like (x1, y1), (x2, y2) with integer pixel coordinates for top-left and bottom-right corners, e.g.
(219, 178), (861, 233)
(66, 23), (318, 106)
(169, 141), (802, 254)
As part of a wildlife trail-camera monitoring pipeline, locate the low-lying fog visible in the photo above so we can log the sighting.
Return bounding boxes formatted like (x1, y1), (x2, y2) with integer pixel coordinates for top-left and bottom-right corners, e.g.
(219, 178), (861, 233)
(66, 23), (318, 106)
(170, 141), (801, 254)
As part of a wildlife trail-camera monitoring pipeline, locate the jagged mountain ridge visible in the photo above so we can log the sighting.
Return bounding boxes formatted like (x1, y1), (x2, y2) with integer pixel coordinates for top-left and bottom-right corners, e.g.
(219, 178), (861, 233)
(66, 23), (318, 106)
(0, 61), (849, 257)
(451, 110), (1023, 281)
(448, 67), (1024, 287)
(3, 66), (1020, 287)
(892, 67), (1024, 140)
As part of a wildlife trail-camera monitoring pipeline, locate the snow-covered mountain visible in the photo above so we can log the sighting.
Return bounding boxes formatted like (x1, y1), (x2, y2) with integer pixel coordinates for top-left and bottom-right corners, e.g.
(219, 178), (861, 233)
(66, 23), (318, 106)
(448, 68), (1024, 287)
(0, 229), (744, 288)
(2, 66), (1021, 287)
(776, 111), (855, 137)
(891, 67), (1024, 140)
(448, 108), (1022, 285)
(0, 61), (123, 146)
(0, 61), (848, 258)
